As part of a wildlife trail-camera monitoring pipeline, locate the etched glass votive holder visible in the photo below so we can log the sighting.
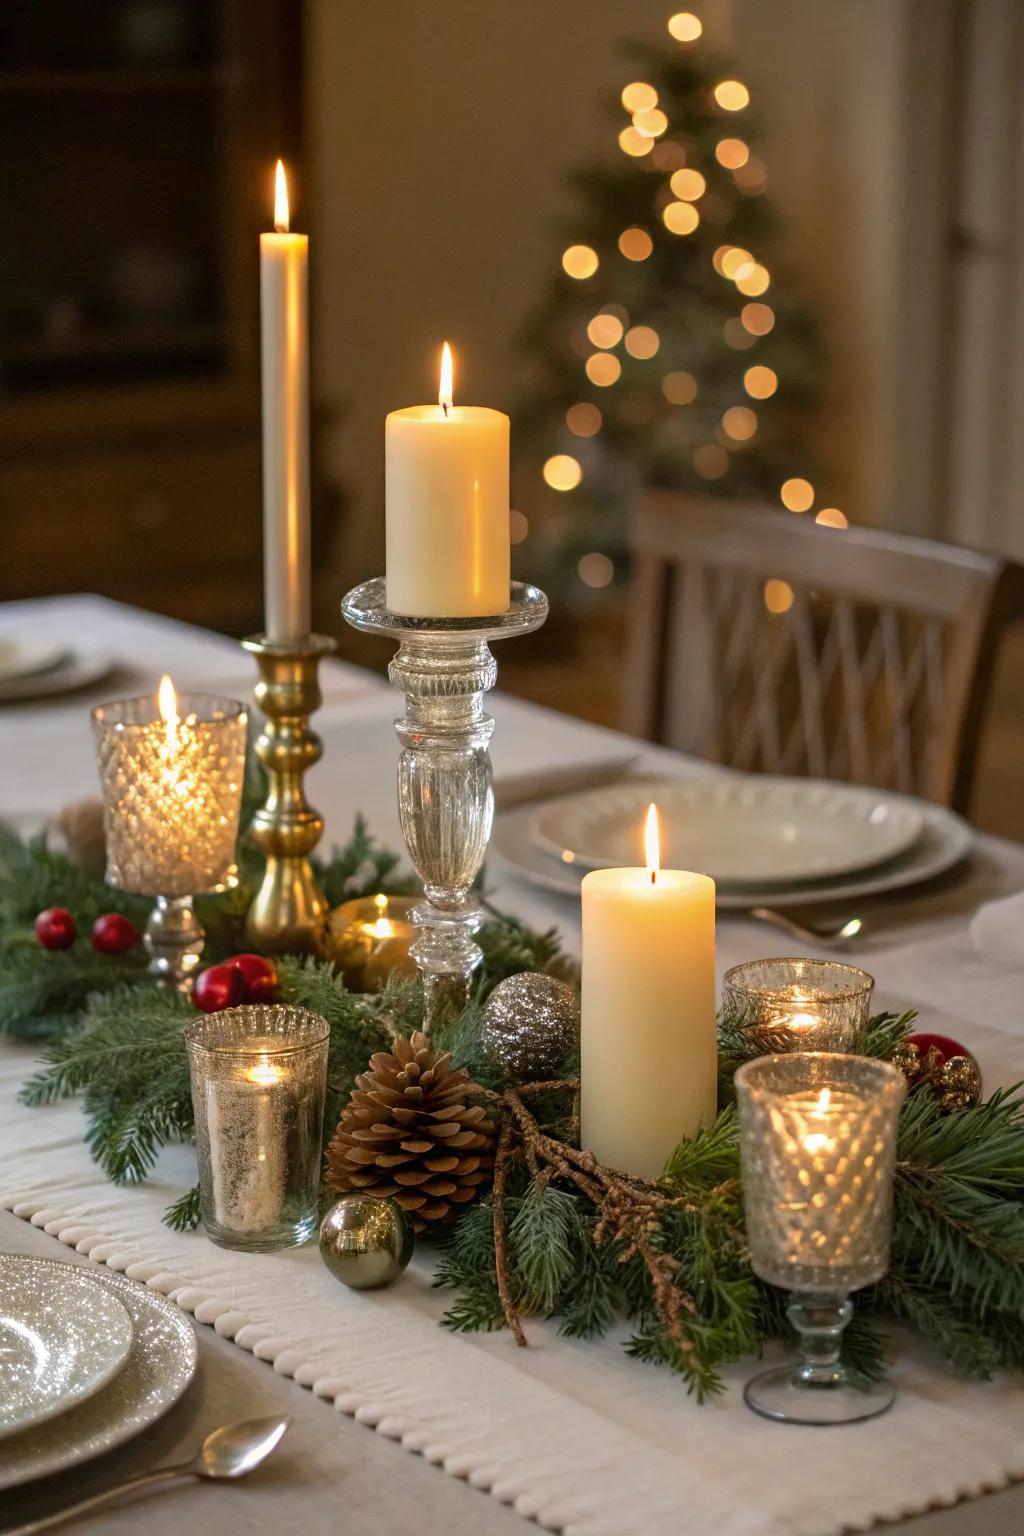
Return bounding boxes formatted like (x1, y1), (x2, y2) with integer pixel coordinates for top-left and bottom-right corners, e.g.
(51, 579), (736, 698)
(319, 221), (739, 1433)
(185, 1005), (330, 1252)
(723, 958), (874, 1052)
(735, 1052), (906, 1424)
(92, 690), (247, 987)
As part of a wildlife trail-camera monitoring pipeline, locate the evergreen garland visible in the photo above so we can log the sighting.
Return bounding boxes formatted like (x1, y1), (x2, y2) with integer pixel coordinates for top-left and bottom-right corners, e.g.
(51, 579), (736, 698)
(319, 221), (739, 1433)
(0, 813), (414, 1041)
(434, 1009), (1024, 1401)
(6, 816), (1023, 1402)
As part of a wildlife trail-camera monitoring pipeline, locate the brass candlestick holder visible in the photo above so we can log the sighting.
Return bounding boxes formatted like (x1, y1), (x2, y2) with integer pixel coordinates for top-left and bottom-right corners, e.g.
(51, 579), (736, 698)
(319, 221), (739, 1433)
(242, 634), (337, 954)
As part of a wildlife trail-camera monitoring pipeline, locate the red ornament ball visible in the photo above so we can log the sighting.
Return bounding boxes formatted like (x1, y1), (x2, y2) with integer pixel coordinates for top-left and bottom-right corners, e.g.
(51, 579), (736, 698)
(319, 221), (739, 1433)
(91, 913), (141, 957)
(193, 962), (245, 1014)
(228, 953), (278, 1003)
(34, 908), (77, 951)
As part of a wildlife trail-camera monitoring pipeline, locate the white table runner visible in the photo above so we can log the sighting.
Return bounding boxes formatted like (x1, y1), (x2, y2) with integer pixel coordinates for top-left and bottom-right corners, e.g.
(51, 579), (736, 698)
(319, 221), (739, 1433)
(2, 598), (1024, 1536)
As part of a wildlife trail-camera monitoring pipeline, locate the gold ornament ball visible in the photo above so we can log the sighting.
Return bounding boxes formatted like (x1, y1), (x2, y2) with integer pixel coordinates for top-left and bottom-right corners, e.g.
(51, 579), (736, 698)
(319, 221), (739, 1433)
(319, 1195), (414, 1290)
(937, 1054), (983, 1112)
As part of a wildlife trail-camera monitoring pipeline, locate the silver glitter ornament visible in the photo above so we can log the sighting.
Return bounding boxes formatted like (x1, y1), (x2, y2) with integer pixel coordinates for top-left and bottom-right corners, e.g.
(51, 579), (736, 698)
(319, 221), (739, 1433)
(480, 972), (580, 1082)
(319, 1196), (414, 1290)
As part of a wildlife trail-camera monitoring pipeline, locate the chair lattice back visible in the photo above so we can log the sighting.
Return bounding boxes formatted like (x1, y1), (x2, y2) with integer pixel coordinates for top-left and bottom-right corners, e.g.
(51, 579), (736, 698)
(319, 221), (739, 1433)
(628, 493), (1023, 811)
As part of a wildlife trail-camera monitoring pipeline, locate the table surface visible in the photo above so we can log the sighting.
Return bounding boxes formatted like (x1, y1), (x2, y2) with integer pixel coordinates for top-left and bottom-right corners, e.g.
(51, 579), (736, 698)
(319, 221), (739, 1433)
(1, 594), (1023, 1536)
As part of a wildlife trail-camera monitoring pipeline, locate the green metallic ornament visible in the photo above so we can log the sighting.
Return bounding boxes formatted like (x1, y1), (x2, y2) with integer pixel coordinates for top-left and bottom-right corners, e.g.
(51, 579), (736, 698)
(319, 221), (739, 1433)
(318, 1195), (414, 1290)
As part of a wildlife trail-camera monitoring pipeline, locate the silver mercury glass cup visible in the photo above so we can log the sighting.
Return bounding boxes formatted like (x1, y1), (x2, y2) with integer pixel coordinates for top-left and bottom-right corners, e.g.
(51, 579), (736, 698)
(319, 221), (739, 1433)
(735, 1051), (907, 1425)
(341, 578), (548, 1030)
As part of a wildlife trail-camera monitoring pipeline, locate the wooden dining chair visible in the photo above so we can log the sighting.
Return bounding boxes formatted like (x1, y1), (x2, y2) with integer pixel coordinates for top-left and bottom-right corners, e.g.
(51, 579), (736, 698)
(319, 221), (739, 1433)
(626, 491), (1024, 812)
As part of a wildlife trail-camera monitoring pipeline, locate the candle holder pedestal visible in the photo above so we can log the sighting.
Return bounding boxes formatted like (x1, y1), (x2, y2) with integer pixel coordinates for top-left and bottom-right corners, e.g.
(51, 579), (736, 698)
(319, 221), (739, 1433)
(242, 634), (337, 955)
(145, 894), (206, 990)
(341, 579), (548, 1031)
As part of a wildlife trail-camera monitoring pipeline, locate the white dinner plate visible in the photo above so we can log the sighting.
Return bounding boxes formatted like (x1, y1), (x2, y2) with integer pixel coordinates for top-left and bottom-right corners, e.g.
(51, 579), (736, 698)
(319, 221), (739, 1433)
(531, 776), (926, 887)
(0, 1258), (197, 1490)
(495, 794), (972, 910)
(0, 638), (67, 686)
(0, 1257), (133, 1440)
(0, 650), (112, 703)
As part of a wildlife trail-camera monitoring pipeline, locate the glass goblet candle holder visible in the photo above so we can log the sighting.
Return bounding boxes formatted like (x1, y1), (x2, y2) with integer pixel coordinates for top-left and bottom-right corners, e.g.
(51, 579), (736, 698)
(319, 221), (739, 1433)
(185, 1005), (330, 1252)
(92, 686), (247, 989)
(722, 957), (874, 1053)
(735, 1052), (906, 1425)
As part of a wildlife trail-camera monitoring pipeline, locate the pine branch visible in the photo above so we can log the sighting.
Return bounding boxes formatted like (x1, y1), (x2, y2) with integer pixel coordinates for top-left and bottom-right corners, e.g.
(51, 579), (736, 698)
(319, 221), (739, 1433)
(164, 1184), (202, 1232)
(891, 1085), (1024, 1315)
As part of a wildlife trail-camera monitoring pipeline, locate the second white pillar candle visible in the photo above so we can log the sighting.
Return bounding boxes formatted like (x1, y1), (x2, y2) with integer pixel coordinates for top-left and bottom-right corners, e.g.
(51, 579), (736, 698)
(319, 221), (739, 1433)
(581, 866), (717, 1180)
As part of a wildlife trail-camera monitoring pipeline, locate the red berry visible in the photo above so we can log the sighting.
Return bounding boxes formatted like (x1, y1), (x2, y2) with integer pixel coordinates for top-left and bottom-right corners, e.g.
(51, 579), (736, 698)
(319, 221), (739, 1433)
(228, 953), (278, 1003)
(193, 963), (245, 1014)
(35, 908), (77, 951)
(91, 913), (141, 957)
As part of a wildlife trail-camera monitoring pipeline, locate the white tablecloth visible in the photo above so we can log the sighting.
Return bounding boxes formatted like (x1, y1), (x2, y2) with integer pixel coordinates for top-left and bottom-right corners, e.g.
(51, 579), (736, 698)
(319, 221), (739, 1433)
(2, 596), (1024, 1536)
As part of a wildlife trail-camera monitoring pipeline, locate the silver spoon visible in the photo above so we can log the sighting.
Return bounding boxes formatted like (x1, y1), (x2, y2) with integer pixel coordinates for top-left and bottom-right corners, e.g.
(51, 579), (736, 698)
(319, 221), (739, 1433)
(748, 906), (865, 948)
(10, 1415), (292, 1536)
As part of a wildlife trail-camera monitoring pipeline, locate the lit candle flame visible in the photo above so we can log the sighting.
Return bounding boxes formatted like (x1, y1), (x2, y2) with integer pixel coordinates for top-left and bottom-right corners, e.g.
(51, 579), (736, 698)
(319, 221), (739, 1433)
(248, 1057), (283, 1087)
(366, 895), (395, 940)
(813, 1087), (832, 1118)
(157, 674), (178, 752)
(644, 802), (660, 884)
(274, 159), (289, 234)
(439, 341), (454, 416)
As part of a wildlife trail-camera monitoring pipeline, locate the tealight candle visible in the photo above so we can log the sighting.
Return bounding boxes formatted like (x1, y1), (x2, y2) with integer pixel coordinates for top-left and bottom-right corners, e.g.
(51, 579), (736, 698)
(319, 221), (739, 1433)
(735, 1052), (906, 1424)
(316, 894), (418, 991)
(722, 958), (874, 1053)
(186, 1005), (330, 1252)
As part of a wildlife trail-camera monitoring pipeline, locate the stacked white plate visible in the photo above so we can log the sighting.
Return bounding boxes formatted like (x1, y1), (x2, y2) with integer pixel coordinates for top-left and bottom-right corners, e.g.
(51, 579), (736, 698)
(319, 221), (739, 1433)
(0, 633), (112, 703)
(492, 773), (972, 909)
(0, 1255), (197, 1489)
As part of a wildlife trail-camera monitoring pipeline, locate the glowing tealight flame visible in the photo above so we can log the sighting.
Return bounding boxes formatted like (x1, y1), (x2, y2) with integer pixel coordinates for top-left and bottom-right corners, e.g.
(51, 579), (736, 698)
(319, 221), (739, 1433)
(439, 341), (454, 416)
(644, 802), (661, 883)
(157, 674), (178, 751)
(274, 159), (289, 233)
(248, 1057), (283, 1088)
(814, 1087), (832, 1117)
(366, 892), (395, 940)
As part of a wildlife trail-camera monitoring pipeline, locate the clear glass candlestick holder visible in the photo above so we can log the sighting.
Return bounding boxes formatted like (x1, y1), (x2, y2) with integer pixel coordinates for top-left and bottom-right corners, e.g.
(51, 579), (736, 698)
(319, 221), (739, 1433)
(185, 1005), (330, 1252)
(735, 1052), (906, 1424)
(92, 691), (247, 989)
(341, 577), (548, 1030)
(722, 957), (874, 1053)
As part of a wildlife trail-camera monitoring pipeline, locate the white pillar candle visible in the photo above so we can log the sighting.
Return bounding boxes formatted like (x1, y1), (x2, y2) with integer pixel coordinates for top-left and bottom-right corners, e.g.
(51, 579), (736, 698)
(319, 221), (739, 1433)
(260, 160), (311, 643)
(385, 343), (510, 618)
(581, 805), (717, 1180)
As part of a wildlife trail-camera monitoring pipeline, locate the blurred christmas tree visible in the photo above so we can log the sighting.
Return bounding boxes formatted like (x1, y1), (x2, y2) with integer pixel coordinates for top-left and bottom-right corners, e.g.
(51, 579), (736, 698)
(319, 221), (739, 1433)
(513, 9), (847, 603)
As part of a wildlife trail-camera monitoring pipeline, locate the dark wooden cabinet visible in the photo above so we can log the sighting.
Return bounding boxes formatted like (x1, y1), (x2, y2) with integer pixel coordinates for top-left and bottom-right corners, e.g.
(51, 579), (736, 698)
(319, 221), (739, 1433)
(0, 0), (304, 632)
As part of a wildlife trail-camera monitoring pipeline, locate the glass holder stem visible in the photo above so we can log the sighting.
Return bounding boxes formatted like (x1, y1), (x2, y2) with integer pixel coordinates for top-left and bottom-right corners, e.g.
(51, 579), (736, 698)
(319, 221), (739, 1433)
(787, 1292), (852, 1388)
(145, 894), (205, 991)
(341, 579), (548, 1032)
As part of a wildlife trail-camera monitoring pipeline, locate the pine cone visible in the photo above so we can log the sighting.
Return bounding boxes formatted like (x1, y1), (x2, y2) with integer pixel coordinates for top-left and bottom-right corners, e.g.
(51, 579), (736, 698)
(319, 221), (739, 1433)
(325, 1031), (495, 1232)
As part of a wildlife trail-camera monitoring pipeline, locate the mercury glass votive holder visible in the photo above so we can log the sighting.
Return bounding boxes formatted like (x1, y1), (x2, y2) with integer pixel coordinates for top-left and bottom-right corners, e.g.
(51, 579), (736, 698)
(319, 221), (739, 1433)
(722, 957), (874, 1052)
(735, 1052), (907, 1425)
(185, 1005), (330, 1252)
(92, 691), (247, 987)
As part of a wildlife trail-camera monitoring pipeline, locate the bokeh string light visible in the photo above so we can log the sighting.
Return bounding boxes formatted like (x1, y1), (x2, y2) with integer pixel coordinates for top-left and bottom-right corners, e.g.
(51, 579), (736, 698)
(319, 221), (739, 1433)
(539, 10), (846, 580)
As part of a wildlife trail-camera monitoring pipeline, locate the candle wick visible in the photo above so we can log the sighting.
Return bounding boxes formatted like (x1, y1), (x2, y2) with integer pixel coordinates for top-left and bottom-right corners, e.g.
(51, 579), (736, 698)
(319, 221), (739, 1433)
(650, 869), (656, 885)
(442, 401), (450, 418)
